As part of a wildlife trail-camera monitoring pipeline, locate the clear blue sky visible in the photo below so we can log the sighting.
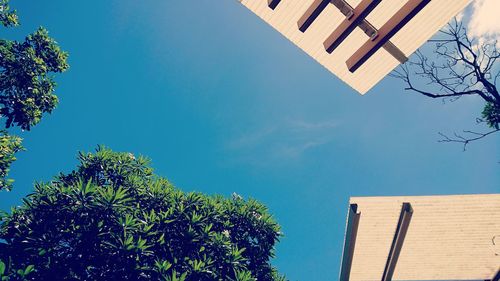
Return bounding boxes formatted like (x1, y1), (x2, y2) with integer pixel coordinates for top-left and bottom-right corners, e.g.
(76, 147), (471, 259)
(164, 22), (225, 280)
(1, 0), (499, 280)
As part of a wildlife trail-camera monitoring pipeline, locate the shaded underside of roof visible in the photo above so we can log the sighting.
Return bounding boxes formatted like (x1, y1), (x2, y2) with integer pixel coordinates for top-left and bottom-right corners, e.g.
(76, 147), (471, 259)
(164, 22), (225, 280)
(239, 0), (471, 94)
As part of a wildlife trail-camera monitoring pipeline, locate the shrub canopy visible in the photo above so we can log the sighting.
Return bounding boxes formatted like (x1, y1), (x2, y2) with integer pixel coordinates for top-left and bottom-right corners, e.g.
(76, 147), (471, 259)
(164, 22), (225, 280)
(0, 147), (285, 281)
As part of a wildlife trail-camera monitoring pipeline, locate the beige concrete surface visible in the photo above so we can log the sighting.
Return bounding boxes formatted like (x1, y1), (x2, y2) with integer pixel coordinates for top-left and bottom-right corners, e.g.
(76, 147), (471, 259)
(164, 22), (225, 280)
(239, 0), (471, 94)
(347, 194), (500, 281)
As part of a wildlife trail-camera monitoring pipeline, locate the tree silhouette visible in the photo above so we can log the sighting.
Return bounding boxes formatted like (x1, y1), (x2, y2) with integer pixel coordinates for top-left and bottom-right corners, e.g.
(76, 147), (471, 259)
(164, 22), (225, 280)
(0, 147), (285, 281)
(0, 0), (68, 190)
(392, 19), (499, 150)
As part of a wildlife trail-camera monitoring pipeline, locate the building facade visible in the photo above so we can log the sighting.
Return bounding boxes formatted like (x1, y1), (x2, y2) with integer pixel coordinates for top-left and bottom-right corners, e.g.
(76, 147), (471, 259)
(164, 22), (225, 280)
(240, 0), (471, 94)
(339, 194), (500, 281)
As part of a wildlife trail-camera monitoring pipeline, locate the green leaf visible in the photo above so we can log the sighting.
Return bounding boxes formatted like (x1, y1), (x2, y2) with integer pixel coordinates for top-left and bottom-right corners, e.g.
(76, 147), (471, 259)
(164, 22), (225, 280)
(24, 265), (34, 276)
(0, 260), (5, 275)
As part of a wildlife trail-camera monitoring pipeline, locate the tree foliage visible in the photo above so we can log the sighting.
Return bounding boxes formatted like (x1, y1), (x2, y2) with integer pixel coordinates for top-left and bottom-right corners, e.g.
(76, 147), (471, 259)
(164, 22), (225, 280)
(0, 0), (18, 28)
(0, 0), (68, 190)
(0, 130), (22, 191)
(0, 147), (286, 281)
(0, 27), (69, 130)
(392, 20), (499, 149)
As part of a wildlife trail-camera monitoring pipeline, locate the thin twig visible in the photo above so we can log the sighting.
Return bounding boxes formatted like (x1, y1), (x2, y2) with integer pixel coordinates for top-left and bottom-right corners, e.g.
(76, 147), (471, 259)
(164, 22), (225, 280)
(438, 129), (500, 151)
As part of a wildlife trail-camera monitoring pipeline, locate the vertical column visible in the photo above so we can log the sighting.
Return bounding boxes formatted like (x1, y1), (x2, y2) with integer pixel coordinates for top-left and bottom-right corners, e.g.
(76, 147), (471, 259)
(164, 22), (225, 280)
(298, 0), (331, 32)
(339, 204), (361, 281)
(268, 0), (281, 10)
(491, 269), (500, 281)
(324, 0), (381, 53)
(381, 202), (413, 281)
(346, 0), (431, 72)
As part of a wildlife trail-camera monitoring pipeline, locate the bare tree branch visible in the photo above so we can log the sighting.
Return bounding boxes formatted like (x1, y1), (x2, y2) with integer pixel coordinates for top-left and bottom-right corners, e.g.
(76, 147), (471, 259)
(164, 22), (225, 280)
(438, 129), (500, 151)
(391, 18), (500, 150)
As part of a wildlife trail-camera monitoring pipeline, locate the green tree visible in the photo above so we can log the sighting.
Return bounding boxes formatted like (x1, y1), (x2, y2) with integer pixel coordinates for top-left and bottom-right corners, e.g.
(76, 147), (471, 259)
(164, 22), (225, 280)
(0, 146), (286, 281)
(0, 0), (68, 190)
(0, 130), (22, 190)
(0, 0), (18, 27)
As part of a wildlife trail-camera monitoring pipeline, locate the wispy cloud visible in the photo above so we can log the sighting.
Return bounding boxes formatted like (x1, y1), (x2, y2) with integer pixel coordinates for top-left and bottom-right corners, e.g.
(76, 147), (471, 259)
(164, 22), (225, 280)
(290, 120), (339, 131)
(226, 119), (340, 165)
(465, 0), (500, 45)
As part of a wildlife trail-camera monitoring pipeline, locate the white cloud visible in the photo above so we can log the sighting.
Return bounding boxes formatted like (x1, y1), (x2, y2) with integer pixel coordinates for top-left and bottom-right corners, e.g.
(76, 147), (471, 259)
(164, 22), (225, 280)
(226, 119), (340, 165)
(467, 0), (500, 43)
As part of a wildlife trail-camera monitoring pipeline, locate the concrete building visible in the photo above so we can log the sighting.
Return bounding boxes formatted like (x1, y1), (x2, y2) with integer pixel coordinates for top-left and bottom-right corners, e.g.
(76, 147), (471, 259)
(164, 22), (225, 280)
(339, 194), (500, 281)
(239, 0), (471, 94)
